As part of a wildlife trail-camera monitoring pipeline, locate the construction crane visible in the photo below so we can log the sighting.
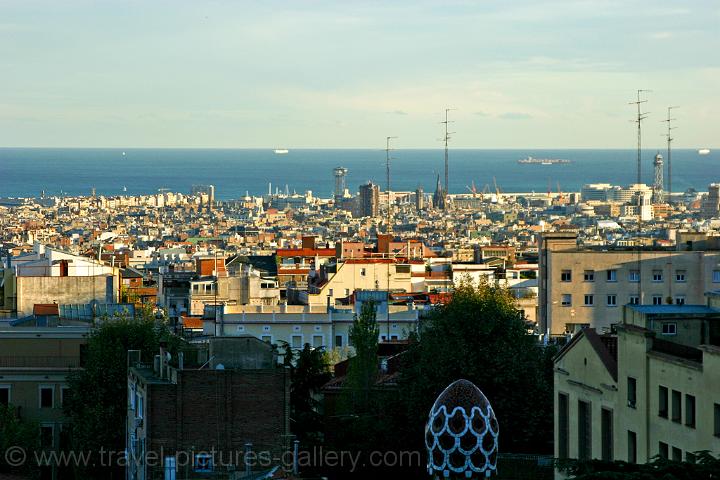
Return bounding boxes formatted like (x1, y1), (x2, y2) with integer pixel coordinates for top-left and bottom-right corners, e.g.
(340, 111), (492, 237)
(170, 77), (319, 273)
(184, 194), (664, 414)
(493, 177), (502, 202)
(557, 181), (564, 203)
(465, 181), (477, 198)
(481, 184), (490, 201)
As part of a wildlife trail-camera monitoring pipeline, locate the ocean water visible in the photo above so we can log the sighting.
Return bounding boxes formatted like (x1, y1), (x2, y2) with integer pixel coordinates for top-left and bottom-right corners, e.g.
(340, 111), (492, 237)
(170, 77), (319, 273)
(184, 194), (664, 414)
(0, 148), (716, 200)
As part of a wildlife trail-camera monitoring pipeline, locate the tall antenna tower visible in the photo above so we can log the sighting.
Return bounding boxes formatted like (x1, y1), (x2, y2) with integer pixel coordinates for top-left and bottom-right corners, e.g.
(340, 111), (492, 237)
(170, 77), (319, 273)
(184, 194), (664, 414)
(441, 108), (455, 210)
(662, 106), (678, 204)
(652, 152), (664, 203)
(629, 89), (650, 305)
(385, 136), (397, 233)
(333, 167), (348, 207)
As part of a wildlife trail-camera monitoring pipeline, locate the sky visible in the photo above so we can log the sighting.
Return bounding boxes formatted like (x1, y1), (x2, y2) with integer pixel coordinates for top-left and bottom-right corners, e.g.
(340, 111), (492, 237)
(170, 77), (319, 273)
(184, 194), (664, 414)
(0, 0), (718, 148)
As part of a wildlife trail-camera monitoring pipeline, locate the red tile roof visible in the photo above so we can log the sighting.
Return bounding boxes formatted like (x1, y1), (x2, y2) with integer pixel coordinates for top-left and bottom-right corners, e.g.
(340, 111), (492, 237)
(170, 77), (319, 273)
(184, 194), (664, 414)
(33, 303), (59, 316)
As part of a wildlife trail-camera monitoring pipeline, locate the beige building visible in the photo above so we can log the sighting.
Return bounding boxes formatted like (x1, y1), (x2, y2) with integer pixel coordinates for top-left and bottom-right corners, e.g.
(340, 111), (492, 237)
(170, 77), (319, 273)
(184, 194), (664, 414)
(1, 244), (120, 317)
(554, 304), (720, 473)
(539, 232), (720, 336)
(0, 324), (88, 466)
(205, 301), (422, 349)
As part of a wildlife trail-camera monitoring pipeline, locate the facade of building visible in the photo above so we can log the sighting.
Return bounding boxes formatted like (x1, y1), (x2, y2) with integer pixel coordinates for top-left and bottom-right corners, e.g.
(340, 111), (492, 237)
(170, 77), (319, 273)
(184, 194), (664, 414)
(539, 232), (720, 336)
(554, 304), (720, 470)
(358, 182), (379, 218)
(126, 337), (290, 480)
(0, 324), (88, 474)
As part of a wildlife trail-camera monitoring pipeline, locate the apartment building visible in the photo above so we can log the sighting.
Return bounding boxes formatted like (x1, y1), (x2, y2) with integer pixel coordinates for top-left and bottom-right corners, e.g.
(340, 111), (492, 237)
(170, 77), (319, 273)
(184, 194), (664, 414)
(1, 243), (120, 317)
(0, 325), (88, 460)
(554, 304), (720, 471)
(126, 337), (290, 480)
(539, 232), (720, 336)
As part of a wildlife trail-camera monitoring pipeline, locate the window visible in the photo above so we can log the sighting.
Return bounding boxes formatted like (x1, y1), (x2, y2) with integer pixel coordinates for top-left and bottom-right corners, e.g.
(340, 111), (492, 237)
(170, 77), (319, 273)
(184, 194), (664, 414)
(607, 269), (617, 282)
(629, 270), (640, 282)
(671, 390), (682, 423)
(584, 295), (594, 306)
(261, 335), (272, 343)
(628, 431), (637, 464)
(291, 335), (302, 349)
(40, 425), (54, 448)
(558, 393), (569, 459)
(601, 408), (613, 462)
(685, 394), (696, 428)
(312, 335), (323, 348)
(672, 447), (682, 462)
(713, 270), (720, 283)
(0, 386), (10, 406)
(194, 454), (213, 473)
(627, 377), (637, 408)
(60, 387), (69, 408)
(335, 335), (343, 347)
(607, 294), (617, 307)
(344, 288), (350, 296)
(561, 294), (572, 306)
(561, 270), (572, 282)
(629, 295), (639, 305)
(360, 268), (367, 276)
(675, 296), (686, 305)
(659, 386), (668, 418)
(659, 442), (669, 459)
(39, 386), (54, 408)
(662, 323), (677, 335)
(652, 295), (663, 305)
(652, 270), (663, 282)
(584, 270), (595, 282)
(578, 400), (592, 460)
(328, 289), (333, 296)
(136, 393), (143, 419)
(675, 270), (686, 282)
(715, 403), (720, 437)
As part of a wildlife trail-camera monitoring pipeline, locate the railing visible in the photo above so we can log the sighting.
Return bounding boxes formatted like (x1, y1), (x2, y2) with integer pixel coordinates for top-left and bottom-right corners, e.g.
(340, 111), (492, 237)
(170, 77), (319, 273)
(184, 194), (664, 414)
(0, 355), (81, 368)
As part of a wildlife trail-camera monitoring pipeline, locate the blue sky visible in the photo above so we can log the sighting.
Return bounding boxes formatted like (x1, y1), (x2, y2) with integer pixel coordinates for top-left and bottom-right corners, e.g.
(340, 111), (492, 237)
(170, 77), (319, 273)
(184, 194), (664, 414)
(0, 0), (718, 148)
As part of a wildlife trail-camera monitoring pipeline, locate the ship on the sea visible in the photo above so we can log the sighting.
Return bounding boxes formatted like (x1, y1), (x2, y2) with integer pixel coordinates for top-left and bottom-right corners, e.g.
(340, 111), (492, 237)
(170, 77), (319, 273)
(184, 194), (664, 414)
(517, 156), (572, 165)
(274, 148), (289, 154)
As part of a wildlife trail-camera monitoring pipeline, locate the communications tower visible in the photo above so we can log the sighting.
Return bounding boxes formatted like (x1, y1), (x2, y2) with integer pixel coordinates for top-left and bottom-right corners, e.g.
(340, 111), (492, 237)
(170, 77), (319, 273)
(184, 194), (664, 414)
(652, 153), (664, 204)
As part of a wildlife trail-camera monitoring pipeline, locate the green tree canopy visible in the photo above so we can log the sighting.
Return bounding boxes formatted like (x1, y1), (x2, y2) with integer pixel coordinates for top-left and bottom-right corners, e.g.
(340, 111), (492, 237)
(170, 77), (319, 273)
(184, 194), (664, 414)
(399, 281), (555, 454)
(63, 312), (182, 479)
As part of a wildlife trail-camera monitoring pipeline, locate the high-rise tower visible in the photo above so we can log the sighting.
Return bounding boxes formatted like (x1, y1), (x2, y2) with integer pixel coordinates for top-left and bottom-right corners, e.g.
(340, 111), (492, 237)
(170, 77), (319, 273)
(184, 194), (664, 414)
(333, 167), (348, 206)
(652, 152), (664, 204)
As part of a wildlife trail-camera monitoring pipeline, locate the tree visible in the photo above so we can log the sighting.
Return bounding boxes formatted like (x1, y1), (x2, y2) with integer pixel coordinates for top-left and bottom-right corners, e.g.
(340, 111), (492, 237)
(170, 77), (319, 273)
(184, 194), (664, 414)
(399, 281), (555, 454)
(288, 343), (332, 445)
(63, 312), (182, 479)
(344, 300), (380, 412)
(0, 404), (39, 477)
(560, 452), (720, 479)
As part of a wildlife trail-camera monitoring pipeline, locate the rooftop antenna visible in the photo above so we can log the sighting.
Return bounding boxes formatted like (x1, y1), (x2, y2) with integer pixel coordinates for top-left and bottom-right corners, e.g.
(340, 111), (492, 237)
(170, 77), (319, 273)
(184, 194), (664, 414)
(441, 108), (456, 210)
(385, 136), (398, 234)
(662, 106), (679, 205)
(629, 89), (650, 305)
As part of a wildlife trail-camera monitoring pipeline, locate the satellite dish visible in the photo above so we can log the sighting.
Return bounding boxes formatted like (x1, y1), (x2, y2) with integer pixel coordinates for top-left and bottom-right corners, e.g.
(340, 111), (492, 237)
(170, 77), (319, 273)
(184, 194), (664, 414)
(215, 363), (225, 370)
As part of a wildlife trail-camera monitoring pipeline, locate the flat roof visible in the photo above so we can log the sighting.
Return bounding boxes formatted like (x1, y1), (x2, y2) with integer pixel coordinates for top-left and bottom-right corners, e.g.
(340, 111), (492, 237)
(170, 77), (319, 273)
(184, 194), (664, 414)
(628, 305), (719, 315)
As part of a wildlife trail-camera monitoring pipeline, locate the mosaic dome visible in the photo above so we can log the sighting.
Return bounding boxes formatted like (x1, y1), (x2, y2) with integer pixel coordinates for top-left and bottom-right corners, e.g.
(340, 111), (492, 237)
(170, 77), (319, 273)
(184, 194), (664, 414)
(425, 379), (499, 478)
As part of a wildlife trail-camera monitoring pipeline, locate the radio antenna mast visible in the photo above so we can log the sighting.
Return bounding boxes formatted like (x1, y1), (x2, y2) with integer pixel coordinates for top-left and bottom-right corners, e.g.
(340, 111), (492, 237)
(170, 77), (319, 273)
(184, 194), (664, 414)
(441, 108), (456, 210)
(662, 106), (679, 204)
(629, 89), (650, 305)
(385, 136), (398, 234)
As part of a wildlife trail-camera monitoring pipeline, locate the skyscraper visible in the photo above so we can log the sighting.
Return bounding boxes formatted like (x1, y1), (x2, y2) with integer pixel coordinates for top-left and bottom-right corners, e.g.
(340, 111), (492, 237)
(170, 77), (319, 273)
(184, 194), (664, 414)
(358, 182), (379, 217)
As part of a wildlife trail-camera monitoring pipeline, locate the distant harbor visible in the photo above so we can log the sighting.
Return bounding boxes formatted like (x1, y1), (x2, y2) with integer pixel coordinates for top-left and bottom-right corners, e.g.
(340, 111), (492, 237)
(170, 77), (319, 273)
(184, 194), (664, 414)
(517, 156), (572, 165)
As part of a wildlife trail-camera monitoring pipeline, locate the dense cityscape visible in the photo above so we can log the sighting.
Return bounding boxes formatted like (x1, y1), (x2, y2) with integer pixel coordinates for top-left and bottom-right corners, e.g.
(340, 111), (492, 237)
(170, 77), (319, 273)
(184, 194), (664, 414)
(2, 1), (719, 479)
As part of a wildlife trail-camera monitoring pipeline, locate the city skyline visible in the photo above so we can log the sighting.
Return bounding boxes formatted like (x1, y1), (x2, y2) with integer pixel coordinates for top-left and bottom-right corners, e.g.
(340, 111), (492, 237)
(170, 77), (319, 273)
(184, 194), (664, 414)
(1, 0), (718, 149)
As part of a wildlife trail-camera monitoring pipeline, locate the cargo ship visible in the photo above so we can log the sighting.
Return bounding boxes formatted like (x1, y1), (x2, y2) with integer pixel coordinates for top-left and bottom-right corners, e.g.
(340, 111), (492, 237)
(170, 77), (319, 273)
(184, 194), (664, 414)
(517, 156), (572, 165)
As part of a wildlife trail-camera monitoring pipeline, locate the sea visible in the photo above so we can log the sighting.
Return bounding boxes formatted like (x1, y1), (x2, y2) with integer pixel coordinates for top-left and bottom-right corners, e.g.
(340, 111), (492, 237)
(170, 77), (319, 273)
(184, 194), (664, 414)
(0, 148), (716, 200)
